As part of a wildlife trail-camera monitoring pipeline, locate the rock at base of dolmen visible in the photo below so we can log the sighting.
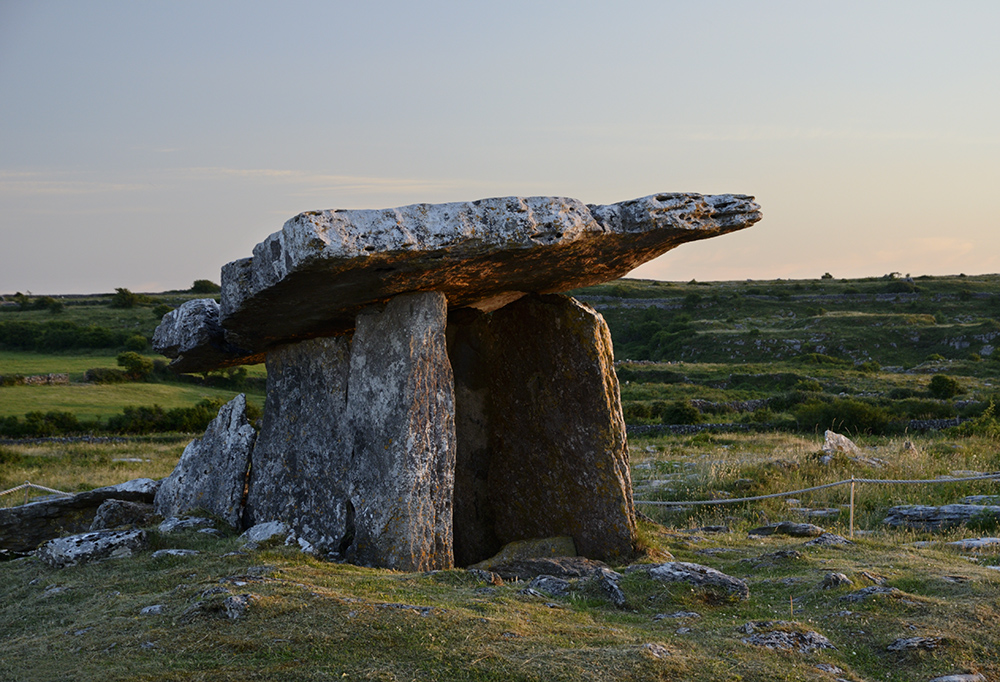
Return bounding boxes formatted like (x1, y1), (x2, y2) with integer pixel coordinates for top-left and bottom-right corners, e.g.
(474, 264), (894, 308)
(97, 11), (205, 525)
(347, 292), (456, 571)
(154, 394), (257, 528)
(243, 336), (354, 555)
(38, 529), (148, 568)
(152, 298), (263, 373)
(452, 294), (635, 564)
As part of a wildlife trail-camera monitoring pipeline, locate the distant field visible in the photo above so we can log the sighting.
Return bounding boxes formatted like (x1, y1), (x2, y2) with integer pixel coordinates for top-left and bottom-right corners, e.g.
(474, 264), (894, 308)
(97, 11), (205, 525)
(0, 350), (265, 381)
(0, 382), (262, 422)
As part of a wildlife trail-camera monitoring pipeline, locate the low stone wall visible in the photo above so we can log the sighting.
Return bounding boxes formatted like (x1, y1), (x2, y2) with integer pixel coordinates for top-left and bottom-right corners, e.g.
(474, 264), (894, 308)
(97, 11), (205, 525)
(0, 373), (70, 386)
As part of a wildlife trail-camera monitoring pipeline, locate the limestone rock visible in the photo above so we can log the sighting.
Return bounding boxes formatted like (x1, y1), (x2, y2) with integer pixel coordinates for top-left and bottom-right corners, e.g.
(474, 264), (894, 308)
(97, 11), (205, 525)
(154, 394), (257, 528)
(882, 504), (1000, 530)
(632, 561), (750, 601)
(216, 193), (761, 358)
(748, 521), (825, 537)
(0, 478), (158, 553)
(820, 572), (852, 589)
(89, 499), (155, 531)
(886, 636), (943, 651)
(839, 586), (903, 602)
(152, 298), (262, 372)
(823, 430), (860, 455)
(453, 295), (635, 563)
(469, 537), (576, 571)
(345, 292), (456, 571)
(37, 529), (148, 568)
(742, 626), (835, 653)
(243, 336), (354, 555)
(928, 674), (986, 682)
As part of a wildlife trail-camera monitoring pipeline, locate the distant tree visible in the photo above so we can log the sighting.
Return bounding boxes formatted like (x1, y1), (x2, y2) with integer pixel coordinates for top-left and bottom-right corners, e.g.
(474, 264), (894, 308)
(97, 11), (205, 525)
(191, 279), (221, 294)
(117, 351), (154, 380)
(821, 273), (833, 279)
(110, 287), (139, 309)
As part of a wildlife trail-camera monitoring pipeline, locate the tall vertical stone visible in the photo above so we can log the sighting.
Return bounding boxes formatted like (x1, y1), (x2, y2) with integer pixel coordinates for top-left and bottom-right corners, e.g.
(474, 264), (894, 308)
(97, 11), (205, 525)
(154, 393), (256, 528)
(451, 294), (635, 564)
(243, 336), (354, 555)
(346, 292), (456, 571)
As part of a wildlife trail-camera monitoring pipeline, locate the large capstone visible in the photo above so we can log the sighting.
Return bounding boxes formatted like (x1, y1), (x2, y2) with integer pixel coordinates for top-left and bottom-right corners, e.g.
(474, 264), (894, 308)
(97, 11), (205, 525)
(152, 298), (262, 372)
(154, 394), (257, 528)
(450, 294), (635, 564)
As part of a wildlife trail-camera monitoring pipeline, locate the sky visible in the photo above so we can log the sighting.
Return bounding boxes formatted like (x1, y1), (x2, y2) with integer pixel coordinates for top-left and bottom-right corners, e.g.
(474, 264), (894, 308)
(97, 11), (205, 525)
(1, 0), (999, 295)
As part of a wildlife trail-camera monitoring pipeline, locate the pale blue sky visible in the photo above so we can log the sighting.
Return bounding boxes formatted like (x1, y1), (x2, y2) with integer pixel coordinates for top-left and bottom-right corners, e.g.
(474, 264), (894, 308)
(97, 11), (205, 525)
(2, 1), (998, 294)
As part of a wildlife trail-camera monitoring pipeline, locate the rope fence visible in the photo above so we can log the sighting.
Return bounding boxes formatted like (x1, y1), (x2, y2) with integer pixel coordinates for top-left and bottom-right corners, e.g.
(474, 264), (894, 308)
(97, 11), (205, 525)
(635, 472), (1000, 538)
(0, 481), (72, 506)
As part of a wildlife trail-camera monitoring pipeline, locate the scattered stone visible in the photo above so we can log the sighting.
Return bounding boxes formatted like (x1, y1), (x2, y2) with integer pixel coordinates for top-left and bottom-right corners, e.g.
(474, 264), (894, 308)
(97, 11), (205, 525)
(466, 569), (504, 586)
(140, 605), (165, 615)
(947, 537), (1000, 551)
(858, 571), (887, 585)
(89, 499), (154, 531)
(962, 495), (1000, 505)
(638, 642), (672, 659)
(151, 549), (200, 559)
(653, 611), (701, 621)
(886, 636), (944, 651)
(158, 516), (214, 533)
(594, 567), (627, 608)
(839, 586), (903, 603)
(820, 573), (852, 589)
(224, 594), (257, 620)
(740, 622), (835, 653)
(749, 521), (825, 538)
(527, 575), (571, 597)
(675, 627), (692, 634)
(823, 430), (860, 456)
(815, 663), (844, 674)
(743, 549), (804, 565)
(928, 674), (986, 682)
(37, 529), (148, 568)
(698, 525), (729, 533)
(154, 394), (257, 528)
(518, 587), (547, 599)
(804, 533), (854, 547)
(633, 561), (750, 601)
(239, 521), (290, 545)
(883, 504), (1000, 531)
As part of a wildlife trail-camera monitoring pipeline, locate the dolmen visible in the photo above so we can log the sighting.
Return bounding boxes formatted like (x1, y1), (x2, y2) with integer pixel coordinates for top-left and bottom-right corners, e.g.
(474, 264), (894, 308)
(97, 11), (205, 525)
(153, 192), (761, 571)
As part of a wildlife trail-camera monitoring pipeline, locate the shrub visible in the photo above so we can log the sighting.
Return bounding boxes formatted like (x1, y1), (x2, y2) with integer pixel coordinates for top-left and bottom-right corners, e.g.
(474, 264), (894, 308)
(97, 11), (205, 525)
(658, 400), (702, 425)
(123, 334), (148, 351)
(117, 351), (154, 380)
(191, 279), (221, 294)
(799, 353), (852, 367)
(152, 303), (173, 318)
(928, 374), (962, 400)
(949, 401), (1000, 440)
(84, 367), (129, 384)
(925, 353), (946, 362)
(623, 402), (653, 422)
(110, 287), (139, 309)
(856, 360), (881, 374)
(794, 398), (891, 434)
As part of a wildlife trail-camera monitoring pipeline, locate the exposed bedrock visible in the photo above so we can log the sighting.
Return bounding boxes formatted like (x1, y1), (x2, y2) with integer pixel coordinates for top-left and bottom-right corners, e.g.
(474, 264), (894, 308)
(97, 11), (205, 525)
(450, 294), (636, 565)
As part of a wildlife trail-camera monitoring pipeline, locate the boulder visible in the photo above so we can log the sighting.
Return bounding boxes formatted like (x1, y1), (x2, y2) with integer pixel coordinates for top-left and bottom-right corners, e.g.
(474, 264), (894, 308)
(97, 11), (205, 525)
(37, 529), (148, 568)
(823, 430), (860, 455)
(182, 193), (760, 363)
(155, 394), (257, 528)
(748, 521), (825, 538)
(152, 298), (262, 372)
(452, 295), (635, 564)
(0, 478), (158, 553)
(89, 499), (155, 531)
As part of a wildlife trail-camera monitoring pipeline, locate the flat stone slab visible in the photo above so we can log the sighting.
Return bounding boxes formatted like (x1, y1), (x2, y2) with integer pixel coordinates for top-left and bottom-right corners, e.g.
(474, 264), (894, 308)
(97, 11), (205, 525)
(156, 193), (759, 370)
(37, 529), (148, 568)
(883, 504), (1000, 530)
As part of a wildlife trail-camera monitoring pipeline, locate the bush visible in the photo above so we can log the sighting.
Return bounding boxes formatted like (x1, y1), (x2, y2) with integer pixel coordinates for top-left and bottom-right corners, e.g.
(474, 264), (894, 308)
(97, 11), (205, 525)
(658, 400), (702, 425)
(856, 361), (881, 374)
(0, 411), (83, 437)
(84, 367), (129, 384)
(123, 334), (148, 351)
(152, 303), (173, 318)
(191, 279), (221, 294)
(794, 398), (891, 434)
(928, 374), (962, 400)
(110, 287), (139, 308)
(117, 351), (154, 380)
(949, 401), (1000, 440)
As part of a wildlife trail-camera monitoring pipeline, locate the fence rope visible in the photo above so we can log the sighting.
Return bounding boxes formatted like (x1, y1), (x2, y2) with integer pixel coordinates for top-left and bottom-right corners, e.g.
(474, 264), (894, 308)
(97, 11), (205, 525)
(0, 481), (72, 504)
(635, 472), (1000, 507)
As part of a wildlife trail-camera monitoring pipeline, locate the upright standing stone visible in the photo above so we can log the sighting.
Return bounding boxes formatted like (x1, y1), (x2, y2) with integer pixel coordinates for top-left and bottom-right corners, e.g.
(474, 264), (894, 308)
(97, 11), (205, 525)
(243, 336), (354, 554)
(451, 294), (636, 564)
(346, 292), (456, 571)
(153, 394), (256, 528)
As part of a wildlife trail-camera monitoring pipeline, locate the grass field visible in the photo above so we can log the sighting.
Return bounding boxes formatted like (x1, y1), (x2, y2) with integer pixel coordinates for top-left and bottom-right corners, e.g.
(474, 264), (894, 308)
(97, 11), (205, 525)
(2, 431), (999, 681)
